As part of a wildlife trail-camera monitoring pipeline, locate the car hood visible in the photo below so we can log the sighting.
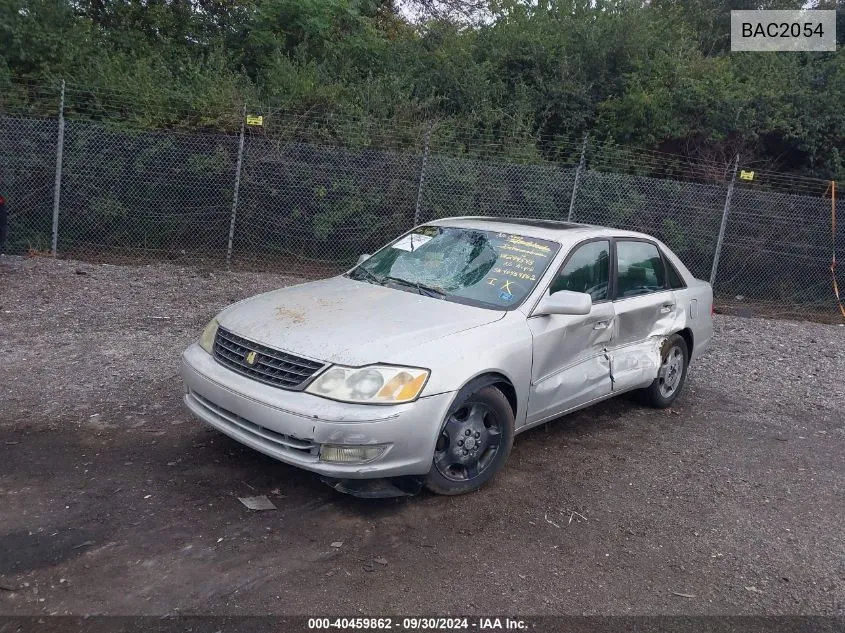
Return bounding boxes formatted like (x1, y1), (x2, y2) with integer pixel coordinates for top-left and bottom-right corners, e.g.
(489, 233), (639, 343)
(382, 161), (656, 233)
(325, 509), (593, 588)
(218, 276), (505, 366)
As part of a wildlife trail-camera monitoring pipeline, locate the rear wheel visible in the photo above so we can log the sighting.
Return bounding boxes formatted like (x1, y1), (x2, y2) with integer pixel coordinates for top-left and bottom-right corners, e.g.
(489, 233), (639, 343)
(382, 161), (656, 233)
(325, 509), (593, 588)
(424, 386), (514, 496)
(641, 333), (689, 408)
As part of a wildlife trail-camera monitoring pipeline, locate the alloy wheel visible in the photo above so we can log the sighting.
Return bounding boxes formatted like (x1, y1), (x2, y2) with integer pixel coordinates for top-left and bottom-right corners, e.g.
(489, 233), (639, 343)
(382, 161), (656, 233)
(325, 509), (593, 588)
(658, 345), (684, 398)
(434, 402), (502, 482)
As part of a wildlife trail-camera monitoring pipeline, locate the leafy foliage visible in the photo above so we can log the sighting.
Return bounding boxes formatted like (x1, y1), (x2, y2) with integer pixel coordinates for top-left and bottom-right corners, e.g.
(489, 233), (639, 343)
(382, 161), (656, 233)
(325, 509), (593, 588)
(1, 0), (843, 177)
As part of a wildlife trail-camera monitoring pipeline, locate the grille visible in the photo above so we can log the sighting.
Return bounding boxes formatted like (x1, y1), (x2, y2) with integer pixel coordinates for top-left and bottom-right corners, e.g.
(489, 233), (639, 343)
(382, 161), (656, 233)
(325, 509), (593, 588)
(212, 327), (325, 390)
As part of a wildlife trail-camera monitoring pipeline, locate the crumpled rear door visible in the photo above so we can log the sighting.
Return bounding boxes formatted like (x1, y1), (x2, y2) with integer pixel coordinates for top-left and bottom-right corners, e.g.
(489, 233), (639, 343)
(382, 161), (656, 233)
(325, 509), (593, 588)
(608, 291), (680, 392)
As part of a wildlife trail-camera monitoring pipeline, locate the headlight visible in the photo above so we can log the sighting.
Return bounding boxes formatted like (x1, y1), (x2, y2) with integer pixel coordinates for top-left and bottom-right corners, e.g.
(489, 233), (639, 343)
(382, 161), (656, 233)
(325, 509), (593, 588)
(199, 318), (219, 354)
(305, 365), (429, 404)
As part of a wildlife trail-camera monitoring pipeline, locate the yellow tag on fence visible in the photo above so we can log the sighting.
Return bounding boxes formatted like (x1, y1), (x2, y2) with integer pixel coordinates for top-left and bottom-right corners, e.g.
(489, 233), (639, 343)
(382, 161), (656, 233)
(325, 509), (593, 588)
(740, 170), (755, 181)
(246, 115), (264, 126)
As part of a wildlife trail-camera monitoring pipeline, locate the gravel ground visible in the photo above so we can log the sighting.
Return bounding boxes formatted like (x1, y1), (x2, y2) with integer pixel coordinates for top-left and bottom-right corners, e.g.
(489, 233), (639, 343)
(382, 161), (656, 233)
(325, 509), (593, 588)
(0, 255), (843, 616)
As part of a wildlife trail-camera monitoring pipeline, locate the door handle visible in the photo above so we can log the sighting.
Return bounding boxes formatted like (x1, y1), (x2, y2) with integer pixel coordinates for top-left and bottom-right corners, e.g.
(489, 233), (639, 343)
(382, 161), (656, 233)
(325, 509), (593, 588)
(593, 320), (611, 330)
(660, 304), (675, 314)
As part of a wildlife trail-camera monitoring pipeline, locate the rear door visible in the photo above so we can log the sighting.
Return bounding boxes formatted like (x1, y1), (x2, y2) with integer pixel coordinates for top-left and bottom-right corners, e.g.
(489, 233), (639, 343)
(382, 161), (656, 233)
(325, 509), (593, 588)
(526, 239), (614, 424)
(608, 239), (681, 392)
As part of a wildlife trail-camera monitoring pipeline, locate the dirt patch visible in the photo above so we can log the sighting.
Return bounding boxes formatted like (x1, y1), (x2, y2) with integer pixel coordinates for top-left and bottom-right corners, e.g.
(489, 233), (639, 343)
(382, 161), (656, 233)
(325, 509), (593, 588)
(276, 306), (307, 324)
(0, 255), (843, 616)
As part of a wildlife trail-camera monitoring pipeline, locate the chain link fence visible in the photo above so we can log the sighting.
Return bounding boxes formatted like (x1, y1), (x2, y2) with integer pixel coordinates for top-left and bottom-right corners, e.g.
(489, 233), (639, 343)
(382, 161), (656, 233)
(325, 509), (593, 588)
(714, 185), (836, 318)
(235, 138), (424, 276)
(0, 116), (57, 254)
(0, 85), (842, 322)
(567, 170), (727, 282)
(59, 120), (239, 261)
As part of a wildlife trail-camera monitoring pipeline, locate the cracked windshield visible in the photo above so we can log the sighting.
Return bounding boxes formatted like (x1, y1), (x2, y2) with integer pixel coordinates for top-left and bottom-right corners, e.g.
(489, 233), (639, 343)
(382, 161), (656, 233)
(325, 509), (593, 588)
(349, 226), (560, 309)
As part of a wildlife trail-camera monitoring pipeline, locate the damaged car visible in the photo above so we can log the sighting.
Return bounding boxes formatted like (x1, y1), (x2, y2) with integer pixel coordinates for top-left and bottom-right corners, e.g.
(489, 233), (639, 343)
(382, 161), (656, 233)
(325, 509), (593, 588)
(181, 218), (713, 496)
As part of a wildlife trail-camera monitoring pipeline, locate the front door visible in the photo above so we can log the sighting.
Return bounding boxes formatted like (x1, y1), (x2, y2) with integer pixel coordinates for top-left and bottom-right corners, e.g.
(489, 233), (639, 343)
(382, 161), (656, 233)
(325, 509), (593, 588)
(609, 239), (680, 392)
(526, 239), (614, 425)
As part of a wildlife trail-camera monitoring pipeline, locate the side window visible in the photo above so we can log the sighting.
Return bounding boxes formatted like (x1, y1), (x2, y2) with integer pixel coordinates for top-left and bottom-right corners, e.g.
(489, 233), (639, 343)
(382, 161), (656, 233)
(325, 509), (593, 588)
(550, 240), (610, 301)
(615, 241), (667, 298)
(665, 257), (686, 289)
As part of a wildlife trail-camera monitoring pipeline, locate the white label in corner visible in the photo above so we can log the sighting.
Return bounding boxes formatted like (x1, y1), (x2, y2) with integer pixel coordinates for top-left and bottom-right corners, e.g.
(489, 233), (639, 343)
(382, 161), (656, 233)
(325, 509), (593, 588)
(392, 233), (432, 252)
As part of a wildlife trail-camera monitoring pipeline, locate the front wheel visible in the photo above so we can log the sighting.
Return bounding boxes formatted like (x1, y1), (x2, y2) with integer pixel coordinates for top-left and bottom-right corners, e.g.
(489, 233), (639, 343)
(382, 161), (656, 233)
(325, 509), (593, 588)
(641, 333), (689, 408)
(424, 386), (514, 496)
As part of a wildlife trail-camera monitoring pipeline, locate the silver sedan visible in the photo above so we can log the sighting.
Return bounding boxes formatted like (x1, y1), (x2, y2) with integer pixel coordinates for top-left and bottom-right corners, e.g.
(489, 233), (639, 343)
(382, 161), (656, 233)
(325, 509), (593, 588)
(181, 217), (713, 496)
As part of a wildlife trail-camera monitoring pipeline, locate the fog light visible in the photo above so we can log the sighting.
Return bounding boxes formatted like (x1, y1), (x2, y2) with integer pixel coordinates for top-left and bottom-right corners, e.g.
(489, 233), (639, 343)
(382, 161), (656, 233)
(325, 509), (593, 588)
(319, 445), (387, 464)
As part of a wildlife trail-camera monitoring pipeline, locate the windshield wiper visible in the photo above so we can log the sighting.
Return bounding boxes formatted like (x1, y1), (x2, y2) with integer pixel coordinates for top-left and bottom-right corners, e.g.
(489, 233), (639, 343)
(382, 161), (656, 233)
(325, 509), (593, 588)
(351, 267), (383, 286)
(382, 275), (446, 299)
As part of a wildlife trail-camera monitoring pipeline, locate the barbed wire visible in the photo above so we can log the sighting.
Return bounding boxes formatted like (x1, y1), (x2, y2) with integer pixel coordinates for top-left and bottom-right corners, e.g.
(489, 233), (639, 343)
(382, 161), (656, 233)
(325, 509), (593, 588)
(3, 77), (837, 190)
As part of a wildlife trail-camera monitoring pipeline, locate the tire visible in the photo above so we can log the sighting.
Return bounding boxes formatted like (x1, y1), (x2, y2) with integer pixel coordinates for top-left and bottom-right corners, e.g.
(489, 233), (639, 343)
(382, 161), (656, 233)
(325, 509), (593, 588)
(424, 385), (515, 496)
(640, 333), (689, 408)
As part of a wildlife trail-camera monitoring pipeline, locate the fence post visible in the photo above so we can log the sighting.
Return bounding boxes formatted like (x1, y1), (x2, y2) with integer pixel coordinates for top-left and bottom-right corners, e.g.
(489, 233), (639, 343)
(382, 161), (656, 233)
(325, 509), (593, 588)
(567, 134), (588, 222)
(51, 80), (65, 257)
(226, 104), (247, 270)
(413, 121), (433, 227)
(710, 154), (740, 287)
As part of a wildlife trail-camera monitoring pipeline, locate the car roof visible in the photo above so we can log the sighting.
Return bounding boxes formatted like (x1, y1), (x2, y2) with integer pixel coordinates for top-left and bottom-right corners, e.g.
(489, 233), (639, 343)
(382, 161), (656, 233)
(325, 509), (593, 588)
(426, 216), (654, 245)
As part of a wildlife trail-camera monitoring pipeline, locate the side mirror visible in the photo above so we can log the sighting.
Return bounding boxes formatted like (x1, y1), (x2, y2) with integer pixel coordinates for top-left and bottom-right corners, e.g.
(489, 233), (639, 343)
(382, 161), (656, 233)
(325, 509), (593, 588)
(356, 253), (371, 266)
(533, 291), (592, 316)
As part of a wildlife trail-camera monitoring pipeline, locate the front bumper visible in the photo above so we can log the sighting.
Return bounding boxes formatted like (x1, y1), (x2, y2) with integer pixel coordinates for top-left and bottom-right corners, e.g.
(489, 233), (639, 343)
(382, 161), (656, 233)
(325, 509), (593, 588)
(180, 344), (454, 478)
